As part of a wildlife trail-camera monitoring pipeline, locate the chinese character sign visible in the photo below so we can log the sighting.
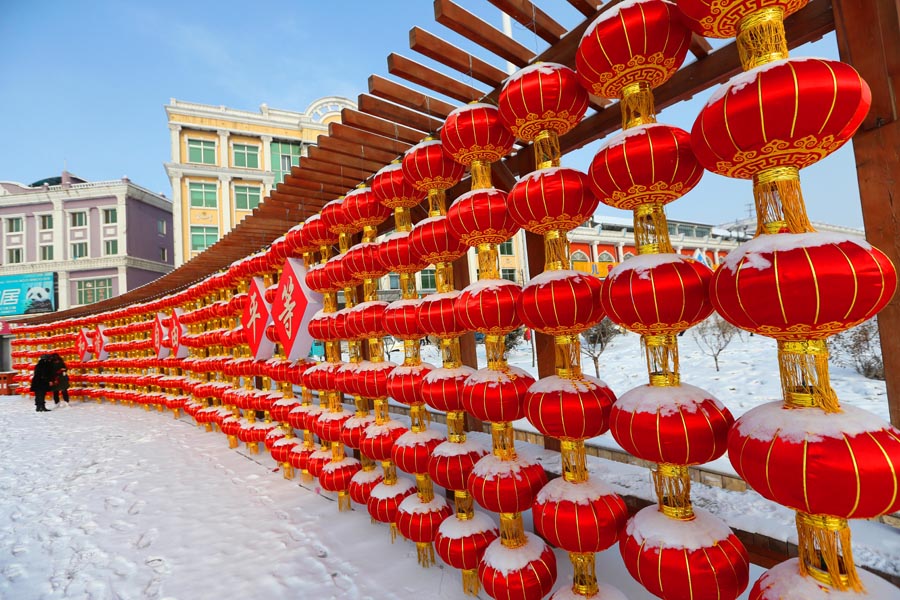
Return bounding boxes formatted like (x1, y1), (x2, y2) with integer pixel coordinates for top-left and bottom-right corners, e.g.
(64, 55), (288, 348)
(76, 328), (93, 362)
(0, 272), (56, 317)
(92, 324), (109, 361)
(241, 276), (274, 361)
(169, 308), (188, 359)
(153, 312), (171, 359)
(272, 258), (323, 362)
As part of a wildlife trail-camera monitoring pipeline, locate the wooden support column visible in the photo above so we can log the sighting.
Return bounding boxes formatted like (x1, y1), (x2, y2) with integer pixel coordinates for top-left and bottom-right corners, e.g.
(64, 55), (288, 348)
(834, 0), (900, 426)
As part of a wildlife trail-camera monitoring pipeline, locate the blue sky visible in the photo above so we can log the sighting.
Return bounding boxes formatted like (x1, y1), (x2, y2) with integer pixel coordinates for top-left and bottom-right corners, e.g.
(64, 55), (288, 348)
(0, 1), (865, 229)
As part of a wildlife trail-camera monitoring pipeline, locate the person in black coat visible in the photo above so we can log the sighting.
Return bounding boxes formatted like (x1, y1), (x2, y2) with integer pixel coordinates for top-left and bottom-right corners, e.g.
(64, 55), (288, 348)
(51, 354), (69, 405)
(30, 355), (54, 412)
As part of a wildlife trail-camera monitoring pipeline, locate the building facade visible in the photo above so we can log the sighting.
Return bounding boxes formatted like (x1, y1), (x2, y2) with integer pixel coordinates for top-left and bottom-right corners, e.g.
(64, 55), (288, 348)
(164, 96), (356, 265)
(0, 171), (174, 313)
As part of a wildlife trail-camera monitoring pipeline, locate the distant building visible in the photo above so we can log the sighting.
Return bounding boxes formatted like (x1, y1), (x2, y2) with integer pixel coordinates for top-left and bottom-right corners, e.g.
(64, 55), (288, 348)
(0, 171), (174, 313)
(164, 97), (356, 265)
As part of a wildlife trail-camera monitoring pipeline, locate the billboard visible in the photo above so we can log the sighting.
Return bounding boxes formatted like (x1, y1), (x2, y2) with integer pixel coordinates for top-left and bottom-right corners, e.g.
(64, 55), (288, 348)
(0, 272), (57, 317)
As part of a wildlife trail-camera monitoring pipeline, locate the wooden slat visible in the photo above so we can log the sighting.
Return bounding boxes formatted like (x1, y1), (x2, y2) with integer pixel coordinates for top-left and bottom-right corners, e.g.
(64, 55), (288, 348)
(317, 135), (400, 166)
(566, 0), (602, 17)
(689, 33), (713, 58)
(358, 93), (444, 135)
(434, 0), (535, 67)
(487, 0), (566, 43)
(307, 145), (387, 175)
(297, 151), (374, 181)
(341, 108), (427, 145)
(409, 27), (508, 88)
(292, 167), (360, 190)
(384, 56), (484, 107)
(329, 122), (413, 156)
(369, 73), (457, 118)
(281, 174), (345, 198)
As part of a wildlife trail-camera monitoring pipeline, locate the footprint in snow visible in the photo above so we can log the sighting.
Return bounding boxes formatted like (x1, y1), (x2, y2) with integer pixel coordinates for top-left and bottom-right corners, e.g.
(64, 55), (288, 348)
(110, 519), (135, 532)
(122, 481), (139, 493)
(11, 544), (27, 556)
(135, 528), (158, 549)
(128, 500), (146, 515)
(2, 563), (25, 580)
(145, 556), (170, 574)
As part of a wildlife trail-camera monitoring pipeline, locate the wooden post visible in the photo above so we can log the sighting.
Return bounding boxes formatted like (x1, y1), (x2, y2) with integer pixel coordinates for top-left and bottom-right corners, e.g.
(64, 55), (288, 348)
(833, 0), (900, 426)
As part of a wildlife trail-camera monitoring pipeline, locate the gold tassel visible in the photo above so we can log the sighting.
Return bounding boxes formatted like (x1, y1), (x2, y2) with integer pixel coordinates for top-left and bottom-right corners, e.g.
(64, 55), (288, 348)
(228, 435), (238, 449)
(394, 206), (413, 233)
(652, 463), (695, 520)
(643, 335), (680, 387)
(416, 542), (436, 567)
(570, 552), (600, 597)
(737, 7), (789, 70)
(172, 408), (180, 419)
(533, 130), (561, 169)
(427, 188), (448, 217)
(499, 512), (527, 548)
(338, 490), (352, 512)
(446, 410), (467, 443)
(778, 340), (841, 413)
(400, 272), (418, 302)
(248, 441), (259, 455)
(461, 569), (480, 596)
(753, 167), (814, 235)
(554, 335), (583, 380)
(362, 225), (378, 244)
(561, 439), (588, 483)
(484, 335), (508, 371)
(491, 422), (518, 461)
(634, 203), (674, 255)
(301, 469), (313, 483)
(469, 160), (492, 191)
(390, 522), (399, 543)
(415, 473), (436, 503)
(476, 244), (500, 280)
(543, 231), (570, 271)
(796, 512), (864, 592)
(620, 82), (657, 130)
(283, 462), (294, 480)
(455, 490), (475, 520)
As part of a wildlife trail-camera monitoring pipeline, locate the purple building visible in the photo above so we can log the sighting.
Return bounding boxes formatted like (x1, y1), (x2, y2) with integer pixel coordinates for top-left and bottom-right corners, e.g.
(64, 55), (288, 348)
(0, 171), (174, 313)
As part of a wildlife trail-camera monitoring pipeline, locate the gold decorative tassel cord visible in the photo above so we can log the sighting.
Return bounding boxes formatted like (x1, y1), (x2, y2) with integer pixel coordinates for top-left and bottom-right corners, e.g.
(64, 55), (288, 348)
(796, 512), (863, 592)
(570, 552), (600, 597)
(403, 339), (422, 367)
(652, 463), (695, 520)
(415, 472), (436, 503)
(554, 335), (583, 380)
(435, 261), (455, 294)
(381, 460), (398, 486)
(634, 203), (674, 255)
(338, 490), (351, 512)
(461, 569), (480, 596)
(643, 335), (680, 387)
(441, 337), (463, 370)
(620, 82), (657, 130)
(561, 439), (588, 483)
(778, 340), (841, 413)
(362, 225), (378, 244)
(737, 7), (789, 71)
(394, 206), (412, 233)
(455, 490), (474, 520)
(484, 335), (508, 371)
(476, 244), (500, 280)
(409, 403), (430, 433)
(491, 421), (517, 461)
(446, 410), (467, 443)
(534, 130), (561, 170)
(416, 542), (436, 567)
(499, 512), (527, 548)
(399, 272), (417, 301)
(470, 160), (493, 191)
(753, 167), (815, 235)
(543, 231), (570, 271)
(427, 188), (448, 217)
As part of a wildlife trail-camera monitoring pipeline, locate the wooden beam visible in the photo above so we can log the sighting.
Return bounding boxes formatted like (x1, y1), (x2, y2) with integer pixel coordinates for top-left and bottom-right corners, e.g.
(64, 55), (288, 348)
(358, 93), (444, 135)
(298, 151), (374, 181)
(834, 0), (900, 426)
(689, 33), (713, 58)
(329, 122), (413, 156)
(409, 27), (508, 88)
(369, 73), (457, 118)
(566, 0), (602, 17)
(386, 54), (484, 104)
(316, 135), (400, 166)
(486, 0), (566, 43)
(307, 145), (387, 175)
(291, 167), (360, 191)
(340, 108), (427, 145)
(434, 0), (535, 67)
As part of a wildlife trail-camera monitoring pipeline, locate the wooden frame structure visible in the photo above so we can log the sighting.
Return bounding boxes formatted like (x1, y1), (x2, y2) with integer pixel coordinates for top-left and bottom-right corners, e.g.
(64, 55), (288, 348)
(19, 0), (900, 428)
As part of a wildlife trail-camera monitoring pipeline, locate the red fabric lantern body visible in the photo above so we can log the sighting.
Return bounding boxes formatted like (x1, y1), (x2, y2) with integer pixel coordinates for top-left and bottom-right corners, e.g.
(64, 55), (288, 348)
(479, 534), (557, 600)
(728, 402), (900, 519)
(498, 62), (588, 141)
(379, 232), (428, 274)
(711, 233), (897, 339)
(396, 495), (453, 545)
(319, 457), (361, 494)
(409, 216), (466, 265)
(301, 214), (337, 250)
(320, 198), (355, 237)
(343, 185), (391, 231)
(589, 123), (703, 210)
(349, 468), (384, 506)
(441, 103), (515, 165)
(355, 360), (396, 399)
(518, 270), (604, 336)
(343, 242), (388, 282)
(315, 409), (352, 444)
(675, 0), (808, 39)
(387, 363), (433, 407)
(392, 429), (444, 475)
(447, 188), (520, 247)
(435, 513), (498, 572)
(429, 439), (488, 492)
(507, 167), (598, 234)
(402, 139), (465, 194)
(620, 507), (750, 600)
(611, 384), (734, 465)
(372, 162), (424, 209)
(750, 557), (899, 600)
(692, 58), (870, 179)
(289, 444), (314, 472)
(455, 280), (523, 336)
(367, 478), (417, 524)
(360, 420), (407, 462)
(383, 299), (423, 341)
(418, 292), (467, 339)
(307, 448), (332, 478)
(421, 366), (474, 413)
(576, 1), (692, 99)
(603, 254), (714, 335)
(341, 414), (375, 449)
(532, 478), (628, 553)
(346, 301), (389, 340)
(468, 454), (547, 514)
(462, 367), (534, 423)
(525, 375), (616, 440)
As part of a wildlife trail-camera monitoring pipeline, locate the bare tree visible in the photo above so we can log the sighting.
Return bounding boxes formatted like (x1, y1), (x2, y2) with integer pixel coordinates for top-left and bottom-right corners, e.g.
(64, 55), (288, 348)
(581, 318), (623, 377)
(830, 318), (884, 380)
(690, 314), (739, 372)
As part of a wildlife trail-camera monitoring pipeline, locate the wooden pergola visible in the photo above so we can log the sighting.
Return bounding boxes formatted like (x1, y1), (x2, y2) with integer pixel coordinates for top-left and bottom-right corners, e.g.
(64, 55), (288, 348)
(20, 0), (900, 427)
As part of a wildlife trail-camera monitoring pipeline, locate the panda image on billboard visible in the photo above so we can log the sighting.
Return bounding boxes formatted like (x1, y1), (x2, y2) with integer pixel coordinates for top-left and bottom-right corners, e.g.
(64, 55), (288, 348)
(24, 286), (53, 314)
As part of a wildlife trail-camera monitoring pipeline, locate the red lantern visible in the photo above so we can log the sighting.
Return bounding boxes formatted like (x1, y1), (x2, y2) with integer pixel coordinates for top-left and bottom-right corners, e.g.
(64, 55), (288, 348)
(418, 291), (467, 339)
(692, 58), (871, 179)
(343, 242), (387, 282)
(320, 197), (357, 236)
(349, 468), (384, 506)
(620, 506), (750, 600)
(306, 263), (340, 294)
(356, 361), (396, 400)
(367, 478), (417, 525)
(428, 439), (487, 492)
(392, 429), (444, 475)
(728, 402), (900, 519)
(360, 419), (407, 462)
(434, 514), (498, 584)
(447, 188), (519, 248)
(576, 1), (692, 99)
(498, 62), (588, 141)
(455, 280), (522, 336)
(479, 535), (557, 600)
(409, 216), (466, 265)
(373, 162), (425, 209)
(379, 232), (428, 274)
(525, 375), (616, 440)
(462, 367), (534, 423)
(441, 103), (514, 165)
(307, 447), (332, 478)
(611, 383), (734, 466)
(421, 366), (474, 413)
(508, 167), (598, 234)
(397, 495), (453, 555)
(750, 557), (899, 600)
(518, 271), (604, 336)
(402, 139), (465, 194)
(603, 254), (714, 336)
(386, 363), (433, 406)
(320, 457), (361, 495)
(533, 478), (627, 553)
(383, 299), (422, 341)
(711, 233), (897, 339)
(468, 454), (547, 514)
(343, 184), (392, 231)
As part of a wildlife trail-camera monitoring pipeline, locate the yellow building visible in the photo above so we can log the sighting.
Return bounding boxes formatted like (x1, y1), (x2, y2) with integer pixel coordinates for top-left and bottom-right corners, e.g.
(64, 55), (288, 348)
(164, 97), (355, 265)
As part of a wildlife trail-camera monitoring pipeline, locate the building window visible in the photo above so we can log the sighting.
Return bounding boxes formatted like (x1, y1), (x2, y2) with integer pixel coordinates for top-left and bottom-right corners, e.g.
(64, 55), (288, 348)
(623, 252), (635, 260)
(187, 138), (216, 164)
(158, 219), (167, 235)
(571, 250), (590, 263)
(190, 226), (218, 252)
(499, 239), (514, 256)
(40, 245), (53, 261)
(233, 143), (259, 168)
(695, 226), (711, 237)
(40, 215), (53, 230)
(189, 182), (217, 208)
(420, 269), (436, 290)
(6, 248), (22, 263)
(501, 268), (517, 282)
(234, 185), (261, 211)
(271, 141), (302, 184)
(388, 273), (400, 290)
(104, 240), (118, 255)
(160, 247), (168, 262)
(71, 212), (87, 227)
(6, 217), (22, 233)
(76, 278), (113, 305)
(598, 251), (615, 262)
(103, 208), (117, 224)
(71, 242), (88, 259)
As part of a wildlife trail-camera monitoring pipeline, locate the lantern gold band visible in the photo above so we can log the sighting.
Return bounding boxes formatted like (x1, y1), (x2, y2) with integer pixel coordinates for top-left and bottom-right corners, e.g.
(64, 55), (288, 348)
(470, 160), (493, 191)
(374, 397), (390, 424)
(381, 460), (398, 485)
(394, 206), (412, 232)
(634, 203), (674, 255)
(409, 403), (430, 432)
(427, 188), (447, 217)
(561, 439), (589, 483)
(753, 166), (814, 235)
(476, 243), (500, 280)
(454, 490), (474, 520)
(485, 335), (508, 371)
(354, 394), (369, 417)
(491, 421), (517, 460)
(338, 231), (351, 254)
(363, 278), (379, 303)
(644, 334), (680, 387)
(555, 335), (583, 380)
(435, 261), (455, 294)
(796, 512), (863, 592)
(403, 338), (421, 366)
(737, 7), (789, 71)
(499, 512), (527, 548)
(414, 472), (436, 502)
(570, 552), (600, 597)
(461, 569), (479, 596)
(362, 225), (377, 244)
(778, 339), (840, 412)
(534, 129), (561, 170)
(446, 410), (467, 443)
(441, 336), (462, 369)
(323, 291), (338, 313)
(368, 337), (385, 363)
(653, 463), (695, 520)
(544, 230), (570, 271)
(621, 81), (657, 130)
